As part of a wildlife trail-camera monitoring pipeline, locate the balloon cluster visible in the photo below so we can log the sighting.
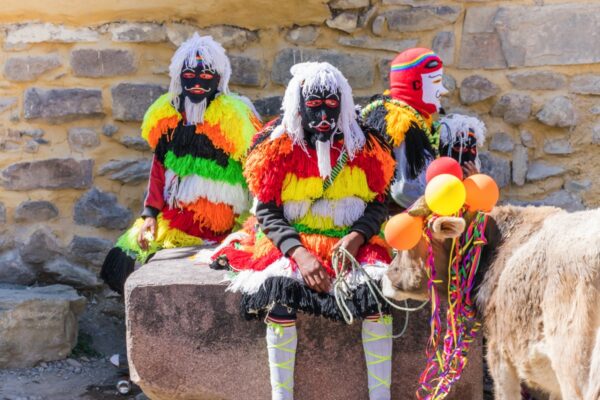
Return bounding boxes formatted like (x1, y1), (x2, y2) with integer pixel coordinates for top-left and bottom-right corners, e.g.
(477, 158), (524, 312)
(384, 157), (499, 250)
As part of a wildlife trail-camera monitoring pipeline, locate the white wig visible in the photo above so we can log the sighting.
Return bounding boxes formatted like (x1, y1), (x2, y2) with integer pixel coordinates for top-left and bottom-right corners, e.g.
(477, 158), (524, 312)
(168, 33), (232, 110)
(271, 62), (366, 159)
(439, 113), (487, 168)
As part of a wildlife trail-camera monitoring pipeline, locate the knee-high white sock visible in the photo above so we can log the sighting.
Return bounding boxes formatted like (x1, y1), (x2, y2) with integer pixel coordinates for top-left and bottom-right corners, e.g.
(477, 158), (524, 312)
(362, 315), (393, 400)
(266, 319), (297, 400)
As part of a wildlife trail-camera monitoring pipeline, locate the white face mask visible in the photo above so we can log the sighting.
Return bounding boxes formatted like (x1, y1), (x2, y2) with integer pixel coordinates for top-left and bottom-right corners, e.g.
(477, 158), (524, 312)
(421, 68), (448, 112)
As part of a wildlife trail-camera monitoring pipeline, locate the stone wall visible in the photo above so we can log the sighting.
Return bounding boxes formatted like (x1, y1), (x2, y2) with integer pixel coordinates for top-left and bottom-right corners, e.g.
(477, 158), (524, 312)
(0, 0), (599, 288)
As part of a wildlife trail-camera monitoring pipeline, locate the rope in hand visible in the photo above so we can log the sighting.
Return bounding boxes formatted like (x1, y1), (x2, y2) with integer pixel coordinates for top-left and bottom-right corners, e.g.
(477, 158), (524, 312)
(331, 247), (429, 338)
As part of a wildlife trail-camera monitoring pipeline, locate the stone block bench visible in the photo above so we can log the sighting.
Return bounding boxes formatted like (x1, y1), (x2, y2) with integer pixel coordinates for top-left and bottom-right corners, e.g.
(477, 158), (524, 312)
(125, 247), (482, 400)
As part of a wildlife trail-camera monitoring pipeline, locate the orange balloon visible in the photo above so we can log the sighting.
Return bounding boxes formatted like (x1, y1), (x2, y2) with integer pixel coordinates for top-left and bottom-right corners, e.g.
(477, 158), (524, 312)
(463, 174), (499, 212)
(384, 213), (424, 250)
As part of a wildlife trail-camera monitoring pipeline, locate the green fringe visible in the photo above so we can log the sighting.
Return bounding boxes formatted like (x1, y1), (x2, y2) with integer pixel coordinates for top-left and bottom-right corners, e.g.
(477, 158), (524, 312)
(115, 222), (158, 263)
(163, 151), (247, 187)
(291, 223), (350, 238)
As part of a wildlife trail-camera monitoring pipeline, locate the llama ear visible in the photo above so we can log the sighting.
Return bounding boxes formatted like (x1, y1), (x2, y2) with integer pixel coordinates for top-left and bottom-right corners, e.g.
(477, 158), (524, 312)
(407, 196), (431, 217)
(431, 217), (466, 240)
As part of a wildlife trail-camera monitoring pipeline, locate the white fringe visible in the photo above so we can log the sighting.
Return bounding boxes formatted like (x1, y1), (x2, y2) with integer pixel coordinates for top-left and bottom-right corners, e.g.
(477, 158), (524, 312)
(315, 139), (332, 178)
(183, 96), (208, 125)
(163, 169), (250, 213)
(311, 197), (367, 227)
(169, 33), (232, 110)
(276, 62), (365, 159)
(283, 201), (311, 222)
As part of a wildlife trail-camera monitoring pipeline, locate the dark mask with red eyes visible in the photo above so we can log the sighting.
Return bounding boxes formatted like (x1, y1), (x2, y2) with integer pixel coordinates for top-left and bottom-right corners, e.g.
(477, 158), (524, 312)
(440, 129), (478, 166)
(300, 88), (342, 146)
(180, 57), (220, 105)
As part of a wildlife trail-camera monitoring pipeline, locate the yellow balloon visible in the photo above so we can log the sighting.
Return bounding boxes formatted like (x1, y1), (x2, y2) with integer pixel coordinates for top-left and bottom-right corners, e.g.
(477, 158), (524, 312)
(425, 174), (466, 216)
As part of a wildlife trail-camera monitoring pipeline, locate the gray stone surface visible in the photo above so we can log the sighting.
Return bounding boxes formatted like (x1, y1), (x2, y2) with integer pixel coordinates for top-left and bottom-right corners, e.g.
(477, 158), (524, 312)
(166, 24), (258, 48)
(67, 236), (113, 269)
(459, 75), (499, 105)
(111, 83), (166, 122)
(230, 56), (262, 87)
(0, 250), (36, 286)
(68, 128), (100, 152)
(570, 74), (600, 96)
(0, 158), (93, 191)
(119, 136), (151, 151)
(443, 74), (457, 94)
(512, 145), (528, 186)
(71, 49), (136, 78)
(9, 128), (45, 139)
(3, 54), (61, 82)
(74, 188), (133, 230)
(526, 162), (566, 182)
(565, 179), (592, 193)
(432, 31), (455, 66)
(125, 248), (482, 400)
(539, 190), (584, 212)
(490, 93), (532, 125)
(489, 132), (515, 153)
(0, 97), (17, 114)
(326, 11), (359, 33)
(0, 203), (5, 224)
(102, 124), (119, 137)
(385, 6), (462, 32)
(110, 23), (166, 42)
(286, 26), (319, 45)
(254, 96), (282, 119)
(379, 58), (392, 87)
(590, 105), (600, 115)
(4, 23), (98, 48)
(0, 285), (86, 368)
(459, 32), (506, 70)
(520, 130), (535, 148)
(20, 228), (63, 265)
(23, 139), (40, 153)
(543, 139), (572, 155)
(493, 4), (600, 67)
(24, 88), (103, 121)
(506, 71), (566, 91)
(329, 0), (369, 9)
(338, 36), (417, 52)
(42, 259), (102, 290)
(594, 125), (600, 145)
(463, 6), (496, 34)
(14, 201), (59, 223)
(98, 159), (151, 183)
(371, 15), (386, 36)
(536, 96), (577, 128)
(479, 152), (510, 188)
(272, 48), (374, 89)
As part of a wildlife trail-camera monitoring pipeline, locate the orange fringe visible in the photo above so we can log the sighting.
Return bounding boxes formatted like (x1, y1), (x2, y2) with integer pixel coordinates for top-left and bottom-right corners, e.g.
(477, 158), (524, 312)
(147, 116), (180, 149)
(365, 137), (395, 191)
(182, 198), (236, 234)
(196, 123), (237, 156)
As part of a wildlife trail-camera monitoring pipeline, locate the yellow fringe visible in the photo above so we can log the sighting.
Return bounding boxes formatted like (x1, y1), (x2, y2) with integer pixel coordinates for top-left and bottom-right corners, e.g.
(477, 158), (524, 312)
(384, 101), (432, 147)
(324, 167), (378, 201)
(295, 212), (337, 231)
(281, 175), (324, 202)
(141, 93), (181, 149)
(155, 214), (204, 249)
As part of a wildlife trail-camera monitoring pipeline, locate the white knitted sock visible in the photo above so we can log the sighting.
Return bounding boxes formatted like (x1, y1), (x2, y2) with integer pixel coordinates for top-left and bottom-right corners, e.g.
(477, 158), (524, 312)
(266, 321), (297, 400)
(362, 315), (393, 400)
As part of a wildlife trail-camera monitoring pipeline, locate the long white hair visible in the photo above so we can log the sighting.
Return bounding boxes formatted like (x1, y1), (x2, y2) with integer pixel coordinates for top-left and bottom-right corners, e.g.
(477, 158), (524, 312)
(168, 33), (231, 111)
(271, 62), (366, 159)
(439, 113), (487, 169)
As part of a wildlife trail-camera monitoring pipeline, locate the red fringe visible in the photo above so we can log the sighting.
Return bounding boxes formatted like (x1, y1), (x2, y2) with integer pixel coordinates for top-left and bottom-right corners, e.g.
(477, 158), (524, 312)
(161, 208), (229, 242)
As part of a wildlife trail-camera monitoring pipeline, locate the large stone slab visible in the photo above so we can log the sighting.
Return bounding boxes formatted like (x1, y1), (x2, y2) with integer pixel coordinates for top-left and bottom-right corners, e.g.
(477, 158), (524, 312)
(74, 187), (133, 230)
(24, 88), (104, 121)
(126, 248), (483, 400)
(71, 48), (136, 77)
(111, 83), (166, 122)
(4, 23), (99, 49)
(493, 4), (600, 67)
(384, 6), (462, 32)
(0, 158), (93, 191)
(271, 48), (374, 89)
(3, 54), (62, 82)
(0, 285), (86, 368)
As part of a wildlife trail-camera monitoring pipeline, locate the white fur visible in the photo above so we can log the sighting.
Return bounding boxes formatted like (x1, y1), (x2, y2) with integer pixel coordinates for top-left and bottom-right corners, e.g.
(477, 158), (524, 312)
(271, 62), (365, 159)
(168, 33), (231, 111)
(163, 169), (250, 213)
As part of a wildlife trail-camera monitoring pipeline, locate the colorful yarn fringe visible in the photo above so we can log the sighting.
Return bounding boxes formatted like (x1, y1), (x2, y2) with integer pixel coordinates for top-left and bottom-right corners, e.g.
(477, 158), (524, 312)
(417, 211), (489, 400)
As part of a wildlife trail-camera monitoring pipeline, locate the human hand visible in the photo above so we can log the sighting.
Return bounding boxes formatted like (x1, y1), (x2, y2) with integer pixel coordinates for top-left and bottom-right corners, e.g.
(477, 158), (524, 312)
(137, 217), (157, 250)
(290, 247), (331, 293)
(331, 231), (365, 262)
(462, 161), (479, 178)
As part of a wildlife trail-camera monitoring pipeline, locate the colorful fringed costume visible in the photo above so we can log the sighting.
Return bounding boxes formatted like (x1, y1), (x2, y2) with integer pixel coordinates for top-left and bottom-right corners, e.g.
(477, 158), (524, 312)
(101, 92), (260, 293)
(361, 48), (447, 210)
(212, 122), (395, 320)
